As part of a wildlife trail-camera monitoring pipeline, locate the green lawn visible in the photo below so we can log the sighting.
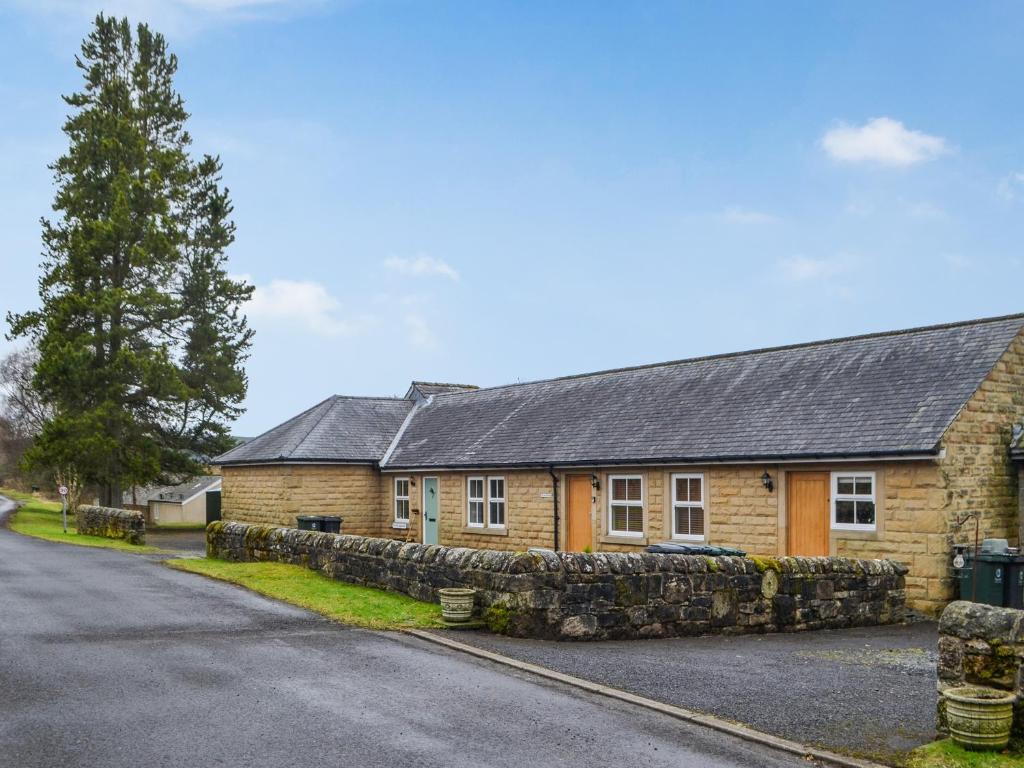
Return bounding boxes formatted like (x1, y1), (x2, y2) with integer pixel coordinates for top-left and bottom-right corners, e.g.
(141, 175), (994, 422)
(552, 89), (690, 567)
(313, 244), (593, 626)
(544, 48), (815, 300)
(907, 740), (1024, 768)
(1, 488), (160, 553)
(168, 558), (444, 630)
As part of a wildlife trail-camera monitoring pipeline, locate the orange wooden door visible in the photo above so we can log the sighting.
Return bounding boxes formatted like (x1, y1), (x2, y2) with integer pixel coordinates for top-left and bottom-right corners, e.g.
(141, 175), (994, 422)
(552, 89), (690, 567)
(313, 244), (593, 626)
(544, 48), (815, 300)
(787, 472), (830, 556)
(566, 475), (593, 551)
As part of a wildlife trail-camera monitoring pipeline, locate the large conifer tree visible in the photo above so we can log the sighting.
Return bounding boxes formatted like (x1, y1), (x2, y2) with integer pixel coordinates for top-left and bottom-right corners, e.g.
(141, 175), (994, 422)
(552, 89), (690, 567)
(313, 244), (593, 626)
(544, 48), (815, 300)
(7, 15), (253, 506)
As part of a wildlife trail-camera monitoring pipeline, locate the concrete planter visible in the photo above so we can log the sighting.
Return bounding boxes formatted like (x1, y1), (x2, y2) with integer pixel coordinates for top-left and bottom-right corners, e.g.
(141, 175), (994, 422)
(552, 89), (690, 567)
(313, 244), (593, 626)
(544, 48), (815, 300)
(439, 588), (476, 623)
(944, 686), (1016, 751)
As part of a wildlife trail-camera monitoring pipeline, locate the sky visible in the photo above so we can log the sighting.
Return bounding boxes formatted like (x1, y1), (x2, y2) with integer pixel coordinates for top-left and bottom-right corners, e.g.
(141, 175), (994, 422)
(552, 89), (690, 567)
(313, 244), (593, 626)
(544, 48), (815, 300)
(1, 1), (1024, 436)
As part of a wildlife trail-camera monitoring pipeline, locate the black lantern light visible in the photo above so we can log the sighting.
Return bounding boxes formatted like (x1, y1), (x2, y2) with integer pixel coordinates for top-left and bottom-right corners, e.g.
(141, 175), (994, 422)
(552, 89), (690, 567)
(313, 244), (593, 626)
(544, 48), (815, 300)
(591, 474), (601, 491)
(761, 471), (774, 492)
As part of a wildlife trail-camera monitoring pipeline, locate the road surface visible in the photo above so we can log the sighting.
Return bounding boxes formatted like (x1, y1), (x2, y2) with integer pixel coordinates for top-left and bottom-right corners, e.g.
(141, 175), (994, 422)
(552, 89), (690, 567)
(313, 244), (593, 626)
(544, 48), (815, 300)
(0, 497), (811, 768)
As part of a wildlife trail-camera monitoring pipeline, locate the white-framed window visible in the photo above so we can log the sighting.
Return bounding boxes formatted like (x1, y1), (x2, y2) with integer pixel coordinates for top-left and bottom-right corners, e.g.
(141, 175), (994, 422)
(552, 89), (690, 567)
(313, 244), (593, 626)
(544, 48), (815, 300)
(609, 475), (644, 537)
(831, 472), (876, 531)
(671, 473), (705, 541)
(467, 477), (485, 527)
(394, 477), (410, 523)
(488, 477), (506, 528)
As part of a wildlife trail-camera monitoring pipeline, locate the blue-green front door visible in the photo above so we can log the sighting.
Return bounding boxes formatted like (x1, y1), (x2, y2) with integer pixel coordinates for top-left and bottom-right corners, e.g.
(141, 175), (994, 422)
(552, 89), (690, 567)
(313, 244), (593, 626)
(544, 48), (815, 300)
(423, 477), (439, 545)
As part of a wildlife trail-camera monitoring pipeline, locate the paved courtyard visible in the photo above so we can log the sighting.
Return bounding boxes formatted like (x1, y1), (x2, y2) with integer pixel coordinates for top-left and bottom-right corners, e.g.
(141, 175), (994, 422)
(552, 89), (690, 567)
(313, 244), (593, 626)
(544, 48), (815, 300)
(145, 527), (207, 554)
(439, 620), (938, 762)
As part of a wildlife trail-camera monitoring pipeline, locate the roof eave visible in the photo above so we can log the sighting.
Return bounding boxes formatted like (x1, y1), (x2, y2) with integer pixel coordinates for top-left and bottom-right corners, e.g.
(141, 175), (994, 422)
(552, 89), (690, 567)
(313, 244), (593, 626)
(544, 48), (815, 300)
(216, 458), (381, 468)
(380, 448), (943, 472)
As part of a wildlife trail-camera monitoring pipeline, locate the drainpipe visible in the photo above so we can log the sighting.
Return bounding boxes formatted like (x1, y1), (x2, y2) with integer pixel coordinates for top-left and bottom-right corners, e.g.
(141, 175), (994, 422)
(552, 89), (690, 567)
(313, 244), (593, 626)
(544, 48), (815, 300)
(549, 465), (560, 552)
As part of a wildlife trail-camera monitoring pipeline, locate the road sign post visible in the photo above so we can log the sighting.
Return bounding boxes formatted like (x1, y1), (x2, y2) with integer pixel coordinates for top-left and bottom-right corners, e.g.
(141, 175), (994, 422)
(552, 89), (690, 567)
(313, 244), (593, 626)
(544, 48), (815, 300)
(58, 485), (68, 533)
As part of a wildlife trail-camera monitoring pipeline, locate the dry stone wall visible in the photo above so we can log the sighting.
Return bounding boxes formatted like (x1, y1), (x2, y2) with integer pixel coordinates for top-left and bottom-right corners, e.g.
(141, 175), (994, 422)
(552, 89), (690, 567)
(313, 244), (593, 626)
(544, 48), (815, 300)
(208, 520), (907, 640)
(76, 505), (145, 545)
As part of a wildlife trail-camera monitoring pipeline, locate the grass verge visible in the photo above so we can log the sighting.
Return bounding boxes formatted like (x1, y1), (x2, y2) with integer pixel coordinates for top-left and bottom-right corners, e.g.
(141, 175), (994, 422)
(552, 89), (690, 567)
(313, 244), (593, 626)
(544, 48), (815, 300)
(167, 558), (444, 630)
(0, 488), (52, 504)
(907, 739), (1024, 767)
(1, 488), (160, 553)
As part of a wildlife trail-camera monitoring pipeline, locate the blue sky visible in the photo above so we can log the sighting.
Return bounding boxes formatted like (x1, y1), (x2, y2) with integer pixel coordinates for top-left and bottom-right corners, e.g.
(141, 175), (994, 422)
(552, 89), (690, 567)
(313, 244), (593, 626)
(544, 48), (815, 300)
(2, 1), (1023, 435)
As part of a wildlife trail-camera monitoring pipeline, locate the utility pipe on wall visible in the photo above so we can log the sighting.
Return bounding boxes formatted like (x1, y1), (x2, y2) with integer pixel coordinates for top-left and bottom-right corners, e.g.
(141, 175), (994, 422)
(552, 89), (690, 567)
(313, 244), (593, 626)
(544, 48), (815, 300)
(549, 466), (560, 552)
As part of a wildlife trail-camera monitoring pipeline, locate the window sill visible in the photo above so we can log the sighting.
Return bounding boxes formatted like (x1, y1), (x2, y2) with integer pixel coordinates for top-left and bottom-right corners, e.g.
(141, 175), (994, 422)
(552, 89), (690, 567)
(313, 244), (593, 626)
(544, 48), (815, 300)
(600, 533), (648, 546)
(671, 535), (705, 543)
(461, 526), (508, 537)
(831, 527), (879, 539)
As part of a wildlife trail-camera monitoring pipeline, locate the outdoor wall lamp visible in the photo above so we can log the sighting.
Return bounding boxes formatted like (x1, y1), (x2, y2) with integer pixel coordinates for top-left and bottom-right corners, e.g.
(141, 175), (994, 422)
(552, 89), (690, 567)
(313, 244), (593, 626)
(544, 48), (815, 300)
(591, 474), (600, 491)
(761, 471), (774, 493)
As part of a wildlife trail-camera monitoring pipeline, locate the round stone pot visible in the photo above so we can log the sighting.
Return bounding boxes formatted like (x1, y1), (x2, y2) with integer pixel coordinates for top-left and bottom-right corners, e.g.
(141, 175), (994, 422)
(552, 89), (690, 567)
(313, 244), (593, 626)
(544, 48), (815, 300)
(439, 588), (476, 623)
(944, 686), (1016, 751)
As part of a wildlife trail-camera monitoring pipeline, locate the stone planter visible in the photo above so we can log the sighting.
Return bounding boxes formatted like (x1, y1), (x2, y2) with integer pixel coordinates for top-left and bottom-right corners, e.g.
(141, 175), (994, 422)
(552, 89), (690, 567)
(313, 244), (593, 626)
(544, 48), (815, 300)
(439, 588), (476, 623)
(944, 686), (1016, 751)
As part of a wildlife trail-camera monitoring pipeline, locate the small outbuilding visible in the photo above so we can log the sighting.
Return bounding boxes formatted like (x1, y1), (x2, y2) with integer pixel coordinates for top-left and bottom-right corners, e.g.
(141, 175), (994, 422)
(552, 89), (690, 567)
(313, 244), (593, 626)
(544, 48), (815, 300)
(147, 476), (222, 526)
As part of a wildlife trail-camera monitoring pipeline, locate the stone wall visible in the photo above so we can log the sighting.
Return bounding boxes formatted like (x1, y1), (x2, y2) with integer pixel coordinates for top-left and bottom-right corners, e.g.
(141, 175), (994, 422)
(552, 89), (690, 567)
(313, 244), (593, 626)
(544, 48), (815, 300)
(221, 464), (384, 536)
(76, 505), (145, 545)
(937, 601), (1024, 741)
(208, 520), (907, 640)
(932, 331), (1024, 603)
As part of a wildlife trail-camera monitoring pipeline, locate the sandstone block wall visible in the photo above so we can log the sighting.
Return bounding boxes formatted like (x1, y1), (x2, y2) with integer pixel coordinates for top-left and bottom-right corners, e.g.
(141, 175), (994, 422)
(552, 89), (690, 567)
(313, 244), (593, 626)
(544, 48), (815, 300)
(937, 601), (1024, 741)
(208, 520), (907, 641)
(221, 464), (384, 536)
(76, 505), (145, 545)
(846, 329), (1024, 613)
(382, 467), (782, 555)
(380, 471), (561, 549)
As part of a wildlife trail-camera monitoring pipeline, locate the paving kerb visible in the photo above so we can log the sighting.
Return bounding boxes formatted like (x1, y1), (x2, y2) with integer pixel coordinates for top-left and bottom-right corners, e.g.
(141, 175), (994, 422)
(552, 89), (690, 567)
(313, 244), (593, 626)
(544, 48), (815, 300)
(406, 628), (892, 768)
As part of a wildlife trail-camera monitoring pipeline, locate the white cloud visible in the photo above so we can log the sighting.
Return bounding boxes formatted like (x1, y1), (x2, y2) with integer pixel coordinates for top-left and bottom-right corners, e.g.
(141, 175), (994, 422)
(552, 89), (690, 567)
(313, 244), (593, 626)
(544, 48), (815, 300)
(998, 172), (1024, 201)
(777, 255), (847, 282)
(243, 277), (357, 336)
(821, 117), (950, 167)
(905, 201), (945, 219)
(943, 253), (972, 271)
(404, 314), (437, 349)
(843, 200), (874, 217)
(384, 255), (460, 282)
(719, 206), (779, 225)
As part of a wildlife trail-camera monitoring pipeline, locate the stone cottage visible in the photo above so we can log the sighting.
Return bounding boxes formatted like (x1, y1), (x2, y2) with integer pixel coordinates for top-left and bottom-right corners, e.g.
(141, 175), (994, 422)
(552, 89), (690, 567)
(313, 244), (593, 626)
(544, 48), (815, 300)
(215, 314), (1024, 613)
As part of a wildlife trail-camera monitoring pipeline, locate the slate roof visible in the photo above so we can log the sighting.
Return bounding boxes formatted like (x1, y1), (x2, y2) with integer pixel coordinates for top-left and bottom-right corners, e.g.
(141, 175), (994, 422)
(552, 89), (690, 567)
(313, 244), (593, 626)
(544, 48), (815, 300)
(382, 314), (1024, 469)
(215, 396), (414, 465)
(405, 381), (479, 400)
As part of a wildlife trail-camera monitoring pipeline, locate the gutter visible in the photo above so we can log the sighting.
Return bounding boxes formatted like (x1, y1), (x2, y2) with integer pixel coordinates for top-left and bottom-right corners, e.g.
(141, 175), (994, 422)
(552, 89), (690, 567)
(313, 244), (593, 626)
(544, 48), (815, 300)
(379, 448), (943, 473)
(217, 459), (379, 468)
(220, 448), (944, 472)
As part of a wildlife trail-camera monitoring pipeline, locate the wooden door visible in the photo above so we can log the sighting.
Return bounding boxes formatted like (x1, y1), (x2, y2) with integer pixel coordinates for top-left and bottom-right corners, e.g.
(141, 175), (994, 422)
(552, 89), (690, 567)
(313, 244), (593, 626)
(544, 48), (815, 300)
(566, 475), (593, 551)
(787, 472), (830, 556)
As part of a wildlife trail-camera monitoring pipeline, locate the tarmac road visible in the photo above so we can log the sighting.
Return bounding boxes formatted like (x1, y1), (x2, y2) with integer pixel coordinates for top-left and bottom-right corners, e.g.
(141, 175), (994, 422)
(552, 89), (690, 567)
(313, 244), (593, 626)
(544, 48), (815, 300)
(0, 496), (813, 768)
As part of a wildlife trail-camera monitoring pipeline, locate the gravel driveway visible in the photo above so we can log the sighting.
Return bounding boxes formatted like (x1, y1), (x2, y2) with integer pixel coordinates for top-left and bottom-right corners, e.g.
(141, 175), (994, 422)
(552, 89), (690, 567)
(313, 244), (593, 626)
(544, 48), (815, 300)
(439, 621), (938, 763)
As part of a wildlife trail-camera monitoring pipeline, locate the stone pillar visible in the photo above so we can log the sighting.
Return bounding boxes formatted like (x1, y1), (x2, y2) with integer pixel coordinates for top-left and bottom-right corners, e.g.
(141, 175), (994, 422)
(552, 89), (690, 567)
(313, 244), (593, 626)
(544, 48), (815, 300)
(937, 601), (1024, 739)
